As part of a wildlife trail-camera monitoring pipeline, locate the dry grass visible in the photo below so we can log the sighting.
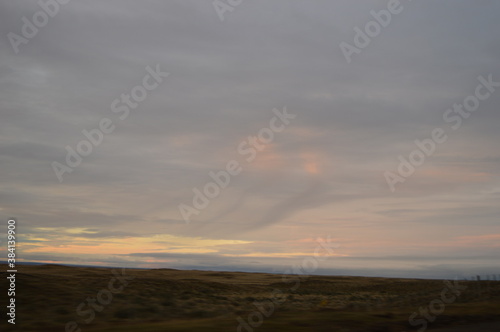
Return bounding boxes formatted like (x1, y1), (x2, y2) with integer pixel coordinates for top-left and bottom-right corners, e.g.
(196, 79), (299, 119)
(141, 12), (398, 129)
(0, 264), (499, 331)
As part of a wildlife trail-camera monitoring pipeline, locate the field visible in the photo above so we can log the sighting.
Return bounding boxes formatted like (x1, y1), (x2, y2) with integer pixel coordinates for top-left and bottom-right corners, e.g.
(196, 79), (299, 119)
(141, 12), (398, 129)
(0, 264), (499, 331)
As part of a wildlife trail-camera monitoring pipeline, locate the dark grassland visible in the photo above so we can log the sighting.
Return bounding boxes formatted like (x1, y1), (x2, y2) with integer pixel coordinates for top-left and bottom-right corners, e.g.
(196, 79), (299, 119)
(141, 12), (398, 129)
(0, 264), (499, 331)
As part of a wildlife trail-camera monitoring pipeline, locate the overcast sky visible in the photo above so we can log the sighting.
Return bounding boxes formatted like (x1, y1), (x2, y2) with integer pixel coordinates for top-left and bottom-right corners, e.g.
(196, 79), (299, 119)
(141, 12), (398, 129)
(1, 0), (499, 279)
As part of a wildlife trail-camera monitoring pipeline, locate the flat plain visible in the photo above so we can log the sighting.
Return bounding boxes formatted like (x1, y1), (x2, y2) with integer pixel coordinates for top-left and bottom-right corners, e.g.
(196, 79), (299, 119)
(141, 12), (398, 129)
(0, 264), (499, 332)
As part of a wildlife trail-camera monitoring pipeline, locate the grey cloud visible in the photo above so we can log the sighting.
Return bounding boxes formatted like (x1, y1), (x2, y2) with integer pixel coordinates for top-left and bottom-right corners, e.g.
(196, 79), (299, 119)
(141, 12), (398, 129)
(1, 0), (499, 276)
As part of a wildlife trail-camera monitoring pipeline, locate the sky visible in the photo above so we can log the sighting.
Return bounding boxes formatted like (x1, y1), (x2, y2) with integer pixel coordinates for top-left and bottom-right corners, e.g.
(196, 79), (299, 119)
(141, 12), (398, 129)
(0, 0), (499, 279)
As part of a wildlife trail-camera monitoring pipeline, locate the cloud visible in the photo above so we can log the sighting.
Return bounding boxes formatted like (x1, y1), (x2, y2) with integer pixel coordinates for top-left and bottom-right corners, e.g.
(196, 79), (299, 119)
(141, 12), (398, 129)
(1, 0), (499, 277)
